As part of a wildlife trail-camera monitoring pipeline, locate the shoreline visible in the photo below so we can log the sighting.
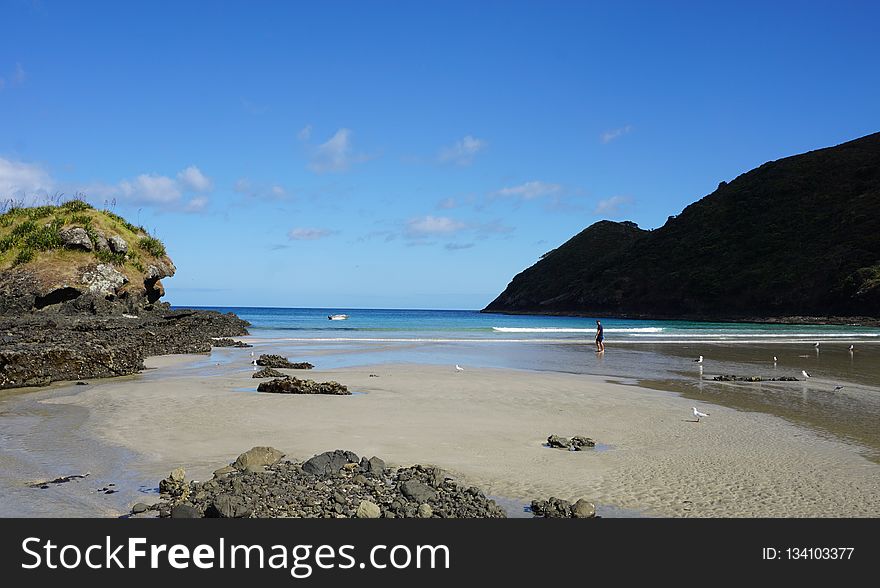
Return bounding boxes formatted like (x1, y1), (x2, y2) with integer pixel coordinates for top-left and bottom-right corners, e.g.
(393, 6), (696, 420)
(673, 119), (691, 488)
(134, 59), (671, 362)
(479, 309), (880, 328)
(6, 349), (878, 517)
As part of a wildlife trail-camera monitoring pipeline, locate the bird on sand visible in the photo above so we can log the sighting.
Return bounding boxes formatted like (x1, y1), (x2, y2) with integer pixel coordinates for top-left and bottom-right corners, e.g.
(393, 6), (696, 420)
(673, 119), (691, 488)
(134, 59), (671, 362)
(802, 370), (811, 379)
(814, 342), (820, 348)
(833, 385), (844, 392)
(694, 355), (703, 363)
(773, 356), (778, 362)
(455, 364), (464, 372)
(849, 345), (854, 351)
(692, 407), (710, 422)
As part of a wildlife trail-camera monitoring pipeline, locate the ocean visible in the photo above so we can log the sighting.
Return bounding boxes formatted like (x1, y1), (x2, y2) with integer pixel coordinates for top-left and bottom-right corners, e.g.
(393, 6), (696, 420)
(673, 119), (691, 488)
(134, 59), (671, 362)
(183, 306), (880, 344)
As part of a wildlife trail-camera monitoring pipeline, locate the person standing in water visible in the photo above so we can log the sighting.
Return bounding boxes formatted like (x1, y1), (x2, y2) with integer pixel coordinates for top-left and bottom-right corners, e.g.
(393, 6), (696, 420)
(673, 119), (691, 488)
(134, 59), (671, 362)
(595, 320), (605, 352)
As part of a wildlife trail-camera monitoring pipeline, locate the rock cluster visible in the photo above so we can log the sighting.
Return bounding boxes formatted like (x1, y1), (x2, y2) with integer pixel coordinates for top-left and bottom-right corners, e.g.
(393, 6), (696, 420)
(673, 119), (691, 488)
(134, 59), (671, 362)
(0, 309), (250, 389)
(252, 367), (286, 379)
(256, 354), (313, 369)
(212, 338), (253, 348)
(530, 497), (597, 518)
(147, 447), (506, 519)
(547, 434), (596, 451)
(712, 375), (800, 382)
(256, 377), (350, 395)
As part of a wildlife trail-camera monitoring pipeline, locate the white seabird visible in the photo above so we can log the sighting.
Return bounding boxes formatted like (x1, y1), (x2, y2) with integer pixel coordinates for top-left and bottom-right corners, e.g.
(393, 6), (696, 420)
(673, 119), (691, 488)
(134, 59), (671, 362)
(692, 407), (710, 422)
(802, 370), (811, 379)
(694, 355), (703, 363)
(849, 345), (854, 351)
(455, 364), (464, 372)
(814, 342), (820, 348)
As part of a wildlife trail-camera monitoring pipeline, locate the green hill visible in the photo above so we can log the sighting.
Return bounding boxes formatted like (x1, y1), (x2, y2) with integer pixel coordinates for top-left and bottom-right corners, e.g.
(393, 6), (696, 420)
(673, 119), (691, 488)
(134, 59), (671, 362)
(0, 198), (175, 314)
(484, 132), (880, 320)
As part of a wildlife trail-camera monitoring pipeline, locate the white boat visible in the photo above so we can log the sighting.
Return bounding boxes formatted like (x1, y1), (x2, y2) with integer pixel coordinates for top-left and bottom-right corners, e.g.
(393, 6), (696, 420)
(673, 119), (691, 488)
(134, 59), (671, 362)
(328, 314), (349, 320)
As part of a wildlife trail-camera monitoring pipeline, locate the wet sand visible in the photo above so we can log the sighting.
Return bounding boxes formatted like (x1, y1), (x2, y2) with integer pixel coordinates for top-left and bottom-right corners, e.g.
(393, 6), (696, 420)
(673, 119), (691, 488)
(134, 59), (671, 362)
(9, 348), (879, 518)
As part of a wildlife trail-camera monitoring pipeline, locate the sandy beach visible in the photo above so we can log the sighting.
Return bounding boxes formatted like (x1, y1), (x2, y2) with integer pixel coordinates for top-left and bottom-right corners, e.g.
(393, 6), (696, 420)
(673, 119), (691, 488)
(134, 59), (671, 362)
(20, 349), (880, 518)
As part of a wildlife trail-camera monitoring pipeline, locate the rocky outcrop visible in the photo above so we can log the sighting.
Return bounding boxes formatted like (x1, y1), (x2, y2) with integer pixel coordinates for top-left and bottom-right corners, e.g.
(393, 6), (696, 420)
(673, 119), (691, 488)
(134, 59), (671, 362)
(211, 338), (252, 348)
(148, 449), (506, 518)
(256, 377), (350, 395)
(256, 354), (313, 369)
(252, 367), (285, 378)
(80, 263), (128, 297)
(0, 309), (250, 389)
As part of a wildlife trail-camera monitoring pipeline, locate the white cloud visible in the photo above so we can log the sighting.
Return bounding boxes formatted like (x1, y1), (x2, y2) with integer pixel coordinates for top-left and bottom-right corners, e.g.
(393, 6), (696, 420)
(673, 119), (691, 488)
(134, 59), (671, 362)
(445, 242), (475, 251)
(593, 195), (633, 215)
(116, 174), (181, 204)
(437, 197), (457, 210)
(308, 128), (370, 173)
(88, 166), (214, 212)
(438, 135), (487, 165)
(405, 215), (466, 237)
(177, 165), (213, 192)
(0, 157), (54, 199)
(494, 181), (562, 200)
(288, 227), (334, 241)
(184, 196), (209, 213)
(297, 125), (312, 141)
(600, 125), (632, 144)
(233, 178), (289, 200)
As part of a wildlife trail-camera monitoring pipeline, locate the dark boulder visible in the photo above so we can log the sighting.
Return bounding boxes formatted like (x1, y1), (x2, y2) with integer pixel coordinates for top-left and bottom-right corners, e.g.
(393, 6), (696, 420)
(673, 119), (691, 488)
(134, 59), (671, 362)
(256, 377), (350, 395)
(256, 354), (313, 369)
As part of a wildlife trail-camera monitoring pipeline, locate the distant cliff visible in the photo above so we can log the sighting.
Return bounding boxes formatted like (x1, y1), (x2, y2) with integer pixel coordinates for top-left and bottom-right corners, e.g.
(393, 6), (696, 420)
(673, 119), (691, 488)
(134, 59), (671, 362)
(0, 199), (175, 315)
(484, 132), (880, 320)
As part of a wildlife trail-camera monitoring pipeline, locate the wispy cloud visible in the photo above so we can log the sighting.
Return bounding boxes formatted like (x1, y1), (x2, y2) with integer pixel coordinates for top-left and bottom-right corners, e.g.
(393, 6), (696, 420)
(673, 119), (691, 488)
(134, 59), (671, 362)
(288, 227), (335, 241)
(593, 195), (633, 215)
(233, 178), (289, 200)
(600, 125), (632, 144)
(184, 196), (209, 213)
(405, 215), (466, 238)
(308, 128), (371, 173)
(177, 165), (212, 192)
(445, 242), (475, 251)
(0, 157), (55, 199)
(438, 135), (487, 165)
(437, 197), (457, 210)
(297, 125), (312, 141)
(86, 166), (214, 212)
(493, 181), (562, 200)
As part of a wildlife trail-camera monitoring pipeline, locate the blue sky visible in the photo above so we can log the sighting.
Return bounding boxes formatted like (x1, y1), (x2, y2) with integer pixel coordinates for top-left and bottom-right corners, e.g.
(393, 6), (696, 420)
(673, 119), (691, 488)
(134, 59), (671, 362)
(1, 0), (878, 309)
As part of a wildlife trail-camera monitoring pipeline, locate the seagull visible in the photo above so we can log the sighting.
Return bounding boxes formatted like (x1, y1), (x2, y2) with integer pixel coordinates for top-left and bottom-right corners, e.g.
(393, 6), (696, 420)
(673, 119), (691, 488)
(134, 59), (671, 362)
(455, 364), (464, 372)
(833, 385), (844, 392)
(802, 370), (811, 379)
(694, 355), (703, 363)
(849, 345), (854, 351)
(773, 356), (778, 362)
(814, 342), (820, 348)
(692, 407), (710, 422)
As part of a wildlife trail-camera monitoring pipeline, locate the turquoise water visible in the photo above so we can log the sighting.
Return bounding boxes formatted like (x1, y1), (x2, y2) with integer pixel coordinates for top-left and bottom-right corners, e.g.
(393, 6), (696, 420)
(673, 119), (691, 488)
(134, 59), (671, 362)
(182, 307), (880, 344)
